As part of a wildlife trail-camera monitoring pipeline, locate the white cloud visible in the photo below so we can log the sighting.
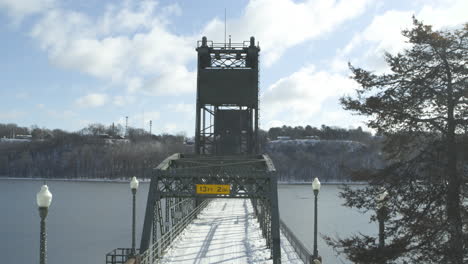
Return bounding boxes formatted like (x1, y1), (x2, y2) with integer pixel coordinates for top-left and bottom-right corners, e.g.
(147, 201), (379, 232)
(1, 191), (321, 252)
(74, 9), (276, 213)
(31, 9), (132, 81)
(261, 65), (358, 124)
(418, 0), (468, 28)
(113, 95), (135, 107)
(141, 66), (195, 95)
(343, 11), (412, 54)
(167, 103), (194, 114)
(202, 0), (372, 66)
(0, 110), (26, 120)
(29, 1), (196, 96)
(163, 123), (178, 133)
(340, 0), (468, 72)
(18, 0), (374, 101)
(75, 93), (109, 107)
(97, 0), (160, 34)
(340, 10), (414, 72)
(264, 120), (285, 129)
(46, 109), (76, 119)
(122, 111), (160, 129)
(0, 0), (54, 23)
(126, 77), (142, 92)
(312, 0), (468, 131)
(15, 91), (29, 99)
(115, 112), (190, 135)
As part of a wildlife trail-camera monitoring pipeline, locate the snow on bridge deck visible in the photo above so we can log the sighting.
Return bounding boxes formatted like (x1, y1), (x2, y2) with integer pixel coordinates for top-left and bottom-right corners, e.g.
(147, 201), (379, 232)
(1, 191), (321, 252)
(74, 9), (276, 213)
(159, 199), (303, 264)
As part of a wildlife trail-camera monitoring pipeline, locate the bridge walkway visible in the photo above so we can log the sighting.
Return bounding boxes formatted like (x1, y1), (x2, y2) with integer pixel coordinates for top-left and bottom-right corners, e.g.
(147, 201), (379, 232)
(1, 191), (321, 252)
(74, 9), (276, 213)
(158, 199), (303, 264)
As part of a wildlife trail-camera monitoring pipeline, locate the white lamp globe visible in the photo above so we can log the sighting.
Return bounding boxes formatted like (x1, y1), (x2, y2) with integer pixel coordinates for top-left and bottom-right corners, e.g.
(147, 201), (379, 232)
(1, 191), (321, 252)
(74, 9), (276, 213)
(377, 189), (388, 202)
(130, 176), (139, 190)
(36, 185), (52, 208)
(376, 188), (388, 209)
(312, 177), (321, 191)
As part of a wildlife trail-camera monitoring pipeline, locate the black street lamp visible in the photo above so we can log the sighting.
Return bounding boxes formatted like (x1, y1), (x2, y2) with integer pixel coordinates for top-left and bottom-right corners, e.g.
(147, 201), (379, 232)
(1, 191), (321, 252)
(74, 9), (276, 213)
(36, 185), (53, 264)
(376, 188), (388, 249)
(312, 177), (321, 261)
(130, 176), (139, 256)
(376, 187), (388, 264)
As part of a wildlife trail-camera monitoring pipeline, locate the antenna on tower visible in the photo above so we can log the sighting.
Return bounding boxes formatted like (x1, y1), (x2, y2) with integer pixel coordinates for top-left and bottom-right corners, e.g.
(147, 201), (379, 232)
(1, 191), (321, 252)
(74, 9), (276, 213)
(224, 8), (227, 48)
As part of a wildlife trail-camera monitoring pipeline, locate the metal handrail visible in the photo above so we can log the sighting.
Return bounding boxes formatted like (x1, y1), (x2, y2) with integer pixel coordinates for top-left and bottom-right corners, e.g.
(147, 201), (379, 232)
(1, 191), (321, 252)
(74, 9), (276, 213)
(139, 200), (211, 264)
(197, 40), (253, 49)
(280, 219), (315, 264)
(105, 248), (139, 264)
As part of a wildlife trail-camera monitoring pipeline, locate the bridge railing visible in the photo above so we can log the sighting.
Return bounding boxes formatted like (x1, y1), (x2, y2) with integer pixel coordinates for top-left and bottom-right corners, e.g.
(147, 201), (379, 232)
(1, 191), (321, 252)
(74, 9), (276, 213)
(280, 219), (315, 264)
(105, 248), (138, 264)
(139, 199), (211, 264)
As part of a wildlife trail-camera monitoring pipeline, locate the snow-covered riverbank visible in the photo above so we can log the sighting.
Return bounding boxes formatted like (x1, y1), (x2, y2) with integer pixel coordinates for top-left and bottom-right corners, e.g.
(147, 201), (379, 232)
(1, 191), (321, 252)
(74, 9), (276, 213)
(0, 177), (366, 185)
(0, 177), (151, 183)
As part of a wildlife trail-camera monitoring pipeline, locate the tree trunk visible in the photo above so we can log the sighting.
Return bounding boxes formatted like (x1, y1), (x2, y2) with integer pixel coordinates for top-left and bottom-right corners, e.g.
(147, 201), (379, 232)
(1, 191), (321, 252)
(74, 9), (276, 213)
(445, 64), (463, 264)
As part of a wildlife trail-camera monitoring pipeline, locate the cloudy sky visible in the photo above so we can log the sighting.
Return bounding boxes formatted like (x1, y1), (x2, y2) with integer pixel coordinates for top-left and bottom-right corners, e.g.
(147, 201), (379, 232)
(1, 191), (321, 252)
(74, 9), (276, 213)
(0, 0), (466, 135)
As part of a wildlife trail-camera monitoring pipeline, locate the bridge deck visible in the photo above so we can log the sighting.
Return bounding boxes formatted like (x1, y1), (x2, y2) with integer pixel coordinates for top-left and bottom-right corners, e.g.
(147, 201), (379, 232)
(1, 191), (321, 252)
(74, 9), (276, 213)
(158, 199), (303, 264)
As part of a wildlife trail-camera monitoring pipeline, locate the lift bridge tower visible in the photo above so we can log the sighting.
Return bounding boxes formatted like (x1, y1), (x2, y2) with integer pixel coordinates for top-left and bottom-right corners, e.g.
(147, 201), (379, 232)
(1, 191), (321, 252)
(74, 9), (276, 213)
(195, 36), (260, 155)
(112, 37), (281, 264)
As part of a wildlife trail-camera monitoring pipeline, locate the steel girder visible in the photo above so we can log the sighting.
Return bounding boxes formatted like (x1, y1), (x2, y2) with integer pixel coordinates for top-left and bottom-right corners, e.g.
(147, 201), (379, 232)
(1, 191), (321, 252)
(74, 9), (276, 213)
(140, 153), (281, 264)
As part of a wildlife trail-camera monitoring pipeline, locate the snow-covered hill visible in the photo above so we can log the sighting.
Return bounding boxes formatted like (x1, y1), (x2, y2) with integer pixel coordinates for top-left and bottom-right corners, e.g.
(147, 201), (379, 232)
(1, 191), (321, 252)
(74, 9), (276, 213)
(265, 139), (382, 183)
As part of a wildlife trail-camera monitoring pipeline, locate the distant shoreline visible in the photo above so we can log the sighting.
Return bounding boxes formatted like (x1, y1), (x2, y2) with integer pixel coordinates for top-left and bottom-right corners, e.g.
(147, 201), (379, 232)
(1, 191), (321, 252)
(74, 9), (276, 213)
(0, 177), (366, 185)
(0, 177), (150, 183)
(278, 181), (367, 185)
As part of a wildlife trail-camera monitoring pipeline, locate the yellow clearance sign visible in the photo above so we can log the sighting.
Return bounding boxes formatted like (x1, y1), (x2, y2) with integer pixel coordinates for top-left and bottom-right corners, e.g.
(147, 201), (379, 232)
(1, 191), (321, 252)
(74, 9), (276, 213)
(196, 184), (231, 195)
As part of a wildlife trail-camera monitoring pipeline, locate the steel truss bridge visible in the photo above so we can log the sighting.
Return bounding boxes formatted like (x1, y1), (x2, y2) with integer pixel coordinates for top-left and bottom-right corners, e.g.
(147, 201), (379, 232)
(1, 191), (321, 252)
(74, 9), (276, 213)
(106, 37), (316, 264)
(138, 154), (281, 263)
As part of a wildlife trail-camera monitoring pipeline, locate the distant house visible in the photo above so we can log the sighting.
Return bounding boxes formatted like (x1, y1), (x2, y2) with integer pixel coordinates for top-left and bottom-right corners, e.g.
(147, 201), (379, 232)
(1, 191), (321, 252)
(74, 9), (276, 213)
(276, 136), (291, 140)
(184, 138), (195, 145)
(1, 135), (32, 143)
(98, 133), (111, 139)
(15, 134), (32, 140)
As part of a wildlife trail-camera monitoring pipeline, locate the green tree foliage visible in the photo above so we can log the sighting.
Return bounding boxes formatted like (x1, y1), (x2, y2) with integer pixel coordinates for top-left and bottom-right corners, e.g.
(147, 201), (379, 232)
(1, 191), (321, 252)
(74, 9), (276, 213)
(327, 18), (467, 263)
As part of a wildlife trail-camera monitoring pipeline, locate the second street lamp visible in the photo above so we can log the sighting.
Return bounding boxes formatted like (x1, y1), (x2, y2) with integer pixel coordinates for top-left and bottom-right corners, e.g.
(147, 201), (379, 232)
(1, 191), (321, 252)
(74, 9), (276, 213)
(376, 187), (389, 264)
(376, 188), (388, 250)
(36, 185), (53, 264)
(312, 177), (321, 261)
(130, 176), (139, 256)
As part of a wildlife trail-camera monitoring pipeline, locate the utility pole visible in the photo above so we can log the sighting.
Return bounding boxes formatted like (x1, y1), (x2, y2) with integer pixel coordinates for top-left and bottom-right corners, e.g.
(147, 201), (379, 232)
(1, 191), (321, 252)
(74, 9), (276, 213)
(125, 116), (128, 138)
(149, 120), (152, 135)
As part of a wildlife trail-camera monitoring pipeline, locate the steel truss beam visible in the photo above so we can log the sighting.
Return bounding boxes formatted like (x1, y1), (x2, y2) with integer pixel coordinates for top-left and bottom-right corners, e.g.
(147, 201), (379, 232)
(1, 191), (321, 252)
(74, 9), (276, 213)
(140, 153), (281, 264)
(195, 37), (260, 155)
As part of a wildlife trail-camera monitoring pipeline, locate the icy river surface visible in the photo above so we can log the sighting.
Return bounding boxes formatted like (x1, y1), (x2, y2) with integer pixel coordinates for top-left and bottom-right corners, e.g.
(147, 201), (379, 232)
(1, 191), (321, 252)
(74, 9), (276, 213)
(0, 180), (373, 263)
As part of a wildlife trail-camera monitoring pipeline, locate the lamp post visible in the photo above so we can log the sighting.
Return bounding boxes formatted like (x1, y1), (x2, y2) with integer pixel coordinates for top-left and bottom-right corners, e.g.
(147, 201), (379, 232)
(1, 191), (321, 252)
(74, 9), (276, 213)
(130, 176), (139, 256)
(376, 187), (388, 264)
(376, 188), (388, 250)
(36, 185), (52, 264)
(312, 177), (321, 260)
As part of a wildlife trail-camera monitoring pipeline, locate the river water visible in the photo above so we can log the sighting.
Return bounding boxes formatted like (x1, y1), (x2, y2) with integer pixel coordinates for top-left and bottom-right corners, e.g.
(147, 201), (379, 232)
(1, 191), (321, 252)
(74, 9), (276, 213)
(0, 180), (374, 263)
